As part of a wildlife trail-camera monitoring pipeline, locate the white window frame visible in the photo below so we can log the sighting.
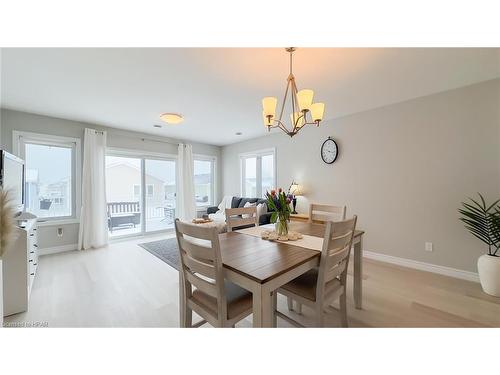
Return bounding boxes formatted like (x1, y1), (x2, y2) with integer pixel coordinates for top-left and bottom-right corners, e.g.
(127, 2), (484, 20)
(239, 148), (276, 198)
(13, 131), (81, 225)
(193, 154), (217, 208)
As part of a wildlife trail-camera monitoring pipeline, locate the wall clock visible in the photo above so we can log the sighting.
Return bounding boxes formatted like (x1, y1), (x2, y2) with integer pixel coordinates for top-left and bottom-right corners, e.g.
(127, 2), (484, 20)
(320, 137), (338, 164)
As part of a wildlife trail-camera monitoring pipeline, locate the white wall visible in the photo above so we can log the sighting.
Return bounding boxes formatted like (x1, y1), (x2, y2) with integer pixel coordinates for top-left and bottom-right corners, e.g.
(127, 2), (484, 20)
(0, 109), (222, 249)
(222, 79), (500, 273)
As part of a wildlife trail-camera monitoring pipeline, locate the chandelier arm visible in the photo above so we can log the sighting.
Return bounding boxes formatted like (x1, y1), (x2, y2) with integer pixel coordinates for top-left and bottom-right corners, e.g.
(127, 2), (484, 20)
(291, 79), (297, 130)
(277, 78), (291, 125)
(270, 118), (287, 131)
(303, 121), (320, 126)
(291, 82), (304, 133)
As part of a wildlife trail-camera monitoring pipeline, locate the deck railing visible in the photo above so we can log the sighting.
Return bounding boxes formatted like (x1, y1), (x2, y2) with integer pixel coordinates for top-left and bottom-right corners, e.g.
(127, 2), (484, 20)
(106, 201), (175, 220)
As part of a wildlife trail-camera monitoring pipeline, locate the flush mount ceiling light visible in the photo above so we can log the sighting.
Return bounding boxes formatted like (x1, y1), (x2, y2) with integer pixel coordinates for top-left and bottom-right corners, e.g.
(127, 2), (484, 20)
(262, 47), (325, 137)
(160, 113), (184, 124)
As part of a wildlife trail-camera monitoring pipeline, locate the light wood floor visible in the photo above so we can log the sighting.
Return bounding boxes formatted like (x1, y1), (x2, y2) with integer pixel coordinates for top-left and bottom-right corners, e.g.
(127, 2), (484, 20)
(4, 233), (500, 328)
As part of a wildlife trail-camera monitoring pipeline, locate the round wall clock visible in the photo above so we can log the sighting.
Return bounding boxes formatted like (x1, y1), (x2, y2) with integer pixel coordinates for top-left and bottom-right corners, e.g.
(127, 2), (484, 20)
(320, 137), (338, 164)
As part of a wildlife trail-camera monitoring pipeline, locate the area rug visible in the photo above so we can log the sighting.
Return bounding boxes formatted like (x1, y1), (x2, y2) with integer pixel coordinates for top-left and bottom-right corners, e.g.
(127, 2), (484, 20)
(138, 238), (179, 271)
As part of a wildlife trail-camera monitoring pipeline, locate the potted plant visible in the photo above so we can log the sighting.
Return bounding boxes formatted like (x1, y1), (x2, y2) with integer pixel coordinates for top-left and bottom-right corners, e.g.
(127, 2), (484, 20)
(266, 188), (292, 236)
(459, 193), (500, 296)
(0, 188), (17, 323)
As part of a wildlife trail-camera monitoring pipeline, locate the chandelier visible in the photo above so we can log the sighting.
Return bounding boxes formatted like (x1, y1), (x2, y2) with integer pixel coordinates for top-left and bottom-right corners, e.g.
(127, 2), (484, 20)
(262, 47), (325, 137)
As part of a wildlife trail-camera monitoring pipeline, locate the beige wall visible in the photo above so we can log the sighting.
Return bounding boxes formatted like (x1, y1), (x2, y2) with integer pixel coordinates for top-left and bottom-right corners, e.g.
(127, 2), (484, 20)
(0, 109), (222, 249)
(222, 79), (500, 273)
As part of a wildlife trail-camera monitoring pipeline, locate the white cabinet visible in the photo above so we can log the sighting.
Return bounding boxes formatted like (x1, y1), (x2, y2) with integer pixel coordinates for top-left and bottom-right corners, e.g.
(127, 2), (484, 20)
(2, 218), (38, 317)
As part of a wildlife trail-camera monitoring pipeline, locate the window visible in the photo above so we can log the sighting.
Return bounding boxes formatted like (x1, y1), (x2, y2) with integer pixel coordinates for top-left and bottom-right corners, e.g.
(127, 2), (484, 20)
(146, 184), (154, 197)
(14, 131), (81, 222)
(194, 157), (215, 207)
(133, 184), (141, 197)
(240, 149), (276, 198)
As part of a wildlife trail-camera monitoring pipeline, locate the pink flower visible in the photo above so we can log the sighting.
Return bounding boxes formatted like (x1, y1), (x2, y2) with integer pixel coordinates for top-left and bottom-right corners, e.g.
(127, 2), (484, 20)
(278, 188), (282, 193)
(271, 189), (276, 196)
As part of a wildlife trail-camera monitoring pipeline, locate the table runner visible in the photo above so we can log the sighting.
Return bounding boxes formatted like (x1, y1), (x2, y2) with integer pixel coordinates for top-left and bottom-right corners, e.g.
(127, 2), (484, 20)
(236, 224), (324, 251)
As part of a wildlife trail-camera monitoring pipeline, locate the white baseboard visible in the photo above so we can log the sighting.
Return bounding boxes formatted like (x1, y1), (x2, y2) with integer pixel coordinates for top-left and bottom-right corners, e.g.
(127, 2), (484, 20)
(39, 243), (78, 256)
(363, 250), (480, 283)
(37, 243), (479, 282)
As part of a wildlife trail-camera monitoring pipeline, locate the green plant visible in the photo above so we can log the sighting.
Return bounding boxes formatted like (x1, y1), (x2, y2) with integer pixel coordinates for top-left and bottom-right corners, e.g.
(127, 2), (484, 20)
(459, 193), (500, 256)
(265, 188), (292, 236)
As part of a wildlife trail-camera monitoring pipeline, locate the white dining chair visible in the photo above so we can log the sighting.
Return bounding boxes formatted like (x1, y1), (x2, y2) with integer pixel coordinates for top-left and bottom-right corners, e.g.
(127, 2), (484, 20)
(276, 216), (358, 327)
(309, 203), (347, 223)
(175, 219), (253, 328)
(287, 203), (348, 314)
(225, 206), (258, 232)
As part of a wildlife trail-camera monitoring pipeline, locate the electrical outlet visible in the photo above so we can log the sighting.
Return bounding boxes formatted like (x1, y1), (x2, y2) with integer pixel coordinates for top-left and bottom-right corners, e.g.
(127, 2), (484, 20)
(57, 227), (64, 237)
(425, 242), (433, 252)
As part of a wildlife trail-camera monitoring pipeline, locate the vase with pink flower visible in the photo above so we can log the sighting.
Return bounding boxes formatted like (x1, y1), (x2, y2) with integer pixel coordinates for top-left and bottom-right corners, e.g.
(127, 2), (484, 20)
(265, 188), (292, 236)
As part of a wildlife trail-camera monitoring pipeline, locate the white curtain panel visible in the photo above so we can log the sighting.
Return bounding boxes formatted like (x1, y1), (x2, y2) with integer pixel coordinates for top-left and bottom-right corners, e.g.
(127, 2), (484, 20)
(176, 143), (196, 221)
(78, 128), (108, 250)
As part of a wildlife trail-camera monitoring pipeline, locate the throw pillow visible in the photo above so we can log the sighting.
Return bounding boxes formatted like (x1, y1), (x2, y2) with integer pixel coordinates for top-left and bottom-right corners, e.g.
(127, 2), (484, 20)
(256, 202), (267, 220)
(242, 201), (257, 218)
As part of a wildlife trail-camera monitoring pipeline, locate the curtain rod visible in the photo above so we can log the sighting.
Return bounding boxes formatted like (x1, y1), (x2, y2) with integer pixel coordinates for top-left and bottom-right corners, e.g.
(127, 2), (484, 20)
(93, 128), (184, 146)
(140, 137), (180, 146)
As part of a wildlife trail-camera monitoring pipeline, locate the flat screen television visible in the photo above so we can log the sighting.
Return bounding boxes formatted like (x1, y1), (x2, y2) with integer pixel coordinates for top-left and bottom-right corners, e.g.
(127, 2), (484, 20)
(0, 150), (25, 214)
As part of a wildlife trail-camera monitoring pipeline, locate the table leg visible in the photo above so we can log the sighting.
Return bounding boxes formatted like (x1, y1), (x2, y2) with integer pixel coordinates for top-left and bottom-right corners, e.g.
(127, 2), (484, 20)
(353, 236), (363, 309)
(272, 291), (278, 328)
(252, 286), (274, 328)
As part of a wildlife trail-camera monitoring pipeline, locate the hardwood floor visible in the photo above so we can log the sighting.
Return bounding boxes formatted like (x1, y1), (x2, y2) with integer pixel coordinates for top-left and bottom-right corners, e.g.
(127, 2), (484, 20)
(4, 233), (500, 328)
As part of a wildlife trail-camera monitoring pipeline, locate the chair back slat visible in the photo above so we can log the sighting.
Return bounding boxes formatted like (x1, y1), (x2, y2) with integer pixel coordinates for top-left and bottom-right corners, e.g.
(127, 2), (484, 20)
(325, 246), (350, 268)
(181, 252), (217, 279)
(327, 231), (354, 253)
(309, 203), (346, 223)
(184, 270), (219, 298)
(225, 206), (258, 232)
(324, 258), (349, 283)
(176, 219), (215, 240)
(316, 216), (357, 305)
(179, 237), (215, 262)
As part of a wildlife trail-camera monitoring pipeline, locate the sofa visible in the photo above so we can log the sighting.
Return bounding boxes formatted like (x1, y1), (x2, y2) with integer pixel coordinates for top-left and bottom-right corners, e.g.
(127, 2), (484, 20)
(207, 196), (273, 226)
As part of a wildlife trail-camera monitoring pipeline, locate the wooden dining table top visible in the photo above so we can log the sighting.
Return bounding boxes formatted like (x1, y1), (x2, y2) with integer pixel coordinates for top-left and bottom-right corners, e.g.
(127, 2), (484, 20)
(219, 221), (364, 284)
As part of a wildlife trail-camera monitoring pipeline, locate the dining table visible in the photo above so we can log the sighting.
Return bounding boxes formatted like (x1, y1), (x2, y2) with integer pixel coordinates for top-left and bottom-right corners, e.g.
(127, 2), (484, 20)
(218, 221), (365, 327)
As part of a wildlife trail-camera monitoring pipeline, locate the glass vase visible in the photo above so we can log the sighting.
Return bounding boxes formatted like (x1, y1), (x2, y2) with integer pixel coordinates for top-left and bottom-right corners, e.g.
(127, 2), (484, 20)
(275, 216), (289, 236)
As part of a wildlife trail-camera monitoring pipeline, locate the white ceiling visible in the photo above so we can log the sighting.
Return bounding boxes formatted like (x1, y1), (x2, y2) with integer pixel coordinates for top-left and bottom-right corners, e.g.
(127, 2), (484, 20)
(1, 48), (499, 146)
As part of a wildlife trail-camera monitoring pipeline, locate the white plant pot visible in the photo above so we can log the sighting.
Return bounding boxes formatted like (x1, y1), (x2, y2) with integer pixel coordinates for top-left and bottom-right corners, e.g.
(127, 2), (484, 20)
(477, 254), (500, 297)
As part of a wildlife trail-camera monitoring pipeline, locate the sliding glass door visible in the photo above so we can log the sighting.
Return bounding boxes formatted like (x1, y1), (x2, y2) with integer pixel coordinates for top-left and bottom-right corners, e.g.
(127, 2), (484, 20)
(105, 155), (143, 237)
(145, 158), (176, 232)
(105, 153), (176, 238)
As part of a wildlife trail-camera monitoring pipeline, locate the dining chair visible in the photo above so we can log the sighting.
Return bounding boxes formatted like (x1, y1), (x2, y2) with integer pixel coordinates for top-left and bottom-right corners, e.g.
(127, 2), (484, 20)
(275, 216), (358, 327)
(225, 206), (258, 232)
(287, 203), (347, 314)
(308, 203), (347, 223)
(174, 219), (253, 328)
